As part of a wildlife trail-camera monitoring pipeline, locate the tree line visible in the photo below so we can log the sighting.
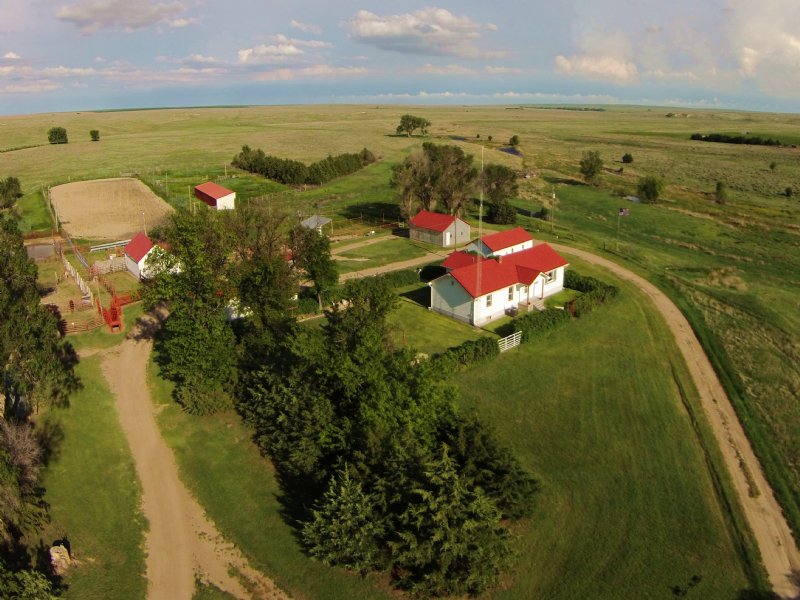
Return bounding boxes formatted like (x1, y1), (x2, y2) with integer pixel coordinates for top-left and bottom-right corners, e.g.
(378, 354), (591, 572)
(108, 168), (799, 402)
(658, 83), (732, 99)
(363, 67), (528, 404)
(690, 133), (783, 146)
(231, 145), (376, 186)
(142, 207), (536, 596)
(1, 212), (80, 597)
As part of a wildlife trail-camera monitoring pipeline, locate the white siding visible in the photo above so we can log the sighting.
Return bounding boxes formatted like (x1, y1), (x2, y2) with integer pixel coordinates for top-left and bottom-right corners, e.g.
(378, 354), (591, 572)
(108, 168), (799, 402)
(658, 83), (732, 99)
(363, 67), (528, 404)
(491, 240), (534, 257)
(430, 275), (473, 324)
(215, 192), (236, 210)
(124, 254), (140, 279)
(472, 284), (523, 325)
(542, 266), (565, 297)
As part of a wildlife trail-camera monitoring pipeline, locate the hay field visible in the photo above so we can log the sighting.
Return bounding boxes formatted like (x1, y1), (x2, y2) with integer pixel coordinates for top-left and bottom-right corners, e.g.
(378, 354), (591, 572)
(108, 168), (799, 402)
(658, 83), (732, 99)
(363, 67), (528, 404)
(50, 177), (173, 240)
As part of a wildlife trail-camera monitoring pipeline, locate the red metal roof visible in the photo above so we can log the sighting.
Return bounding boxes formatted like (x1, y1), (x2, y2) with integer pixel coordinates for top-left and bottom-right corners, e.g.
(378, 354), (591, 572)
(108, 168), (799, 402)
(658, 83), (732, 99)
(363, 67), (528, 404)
(447, 243), (569, 298)
(441, 251), (486, 270)
(479, 227), (533, 252)
(194, 181), (234, 206)
(410, 210), (456, 233)
(124, 232), (154, 263)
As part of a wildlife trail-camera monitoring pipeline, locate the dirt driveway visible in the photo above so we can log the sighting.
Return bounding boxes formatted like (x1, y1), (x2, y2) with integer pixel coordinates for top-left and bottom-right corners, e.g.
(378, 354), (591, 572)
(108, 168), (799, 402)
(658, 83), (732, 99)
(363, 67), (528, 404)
(100, 316), (288, 600)
(555, 243), (800, 599)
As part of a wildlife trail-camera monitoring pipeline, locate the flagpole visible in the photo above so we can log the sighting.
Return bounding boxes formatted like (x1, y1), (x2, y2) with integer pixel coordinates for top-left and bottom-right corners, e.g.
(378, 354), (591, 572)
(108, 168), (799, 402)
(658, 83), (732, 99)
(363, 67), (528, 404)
(616, 210), (620, 251)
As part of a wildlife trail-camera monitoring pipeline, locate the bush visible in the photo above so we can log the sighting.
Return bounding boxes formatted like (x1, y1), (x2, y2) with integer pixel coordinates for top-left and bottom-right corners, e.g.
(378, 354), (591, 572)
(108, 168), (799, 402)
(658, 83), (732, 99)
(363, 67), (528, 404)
(513, 308), (570, 342)
(637, 175), (665, 203)
(509, 135), (520, 146)
(372, 268), (420, 289)
(579, 150), (603, 184)
(428, 337), (499, 374)
(715, 181), (728, 204)
(786, 187), (793, 198)
(47, 127), (68, 144)
(488, 199), (517, 224)
(564, 271), (619, 317)
(622, 152), (633, 164)
(90, 129), (100, 141)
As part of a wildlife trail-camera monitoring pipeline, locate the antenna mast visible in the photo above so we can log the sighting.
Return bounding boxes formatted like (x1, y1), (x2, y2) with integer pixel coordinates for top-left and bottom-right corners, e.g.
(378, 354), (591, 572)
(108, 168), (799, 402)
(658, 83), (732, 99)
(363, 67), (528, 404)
(477, 146), (484, 302)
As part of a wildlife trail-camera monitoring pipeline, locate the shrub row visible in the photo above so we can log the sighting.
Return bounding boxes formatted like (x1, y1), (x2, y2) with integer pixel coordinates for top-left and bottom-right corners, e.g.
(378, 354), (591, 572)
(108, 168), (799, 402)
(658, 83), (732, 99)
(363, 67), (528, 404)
(564, 270), (619, 317)
(428, 336), (499, 373)
(232, 145), (376, 186)
(690, 133), (782, 147)
(513, 308), (571, 342)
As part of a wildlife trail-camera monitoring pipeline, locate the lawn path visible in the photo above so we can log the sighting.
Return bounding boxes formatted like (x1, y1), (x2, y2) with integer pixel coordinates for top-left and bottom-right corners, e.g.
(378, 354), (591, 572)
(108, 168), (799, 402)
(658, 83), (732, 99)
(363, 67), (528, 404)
(100, 315), (289, 600)
(339, 251), (442, 281)
(554, 243), (800, 599)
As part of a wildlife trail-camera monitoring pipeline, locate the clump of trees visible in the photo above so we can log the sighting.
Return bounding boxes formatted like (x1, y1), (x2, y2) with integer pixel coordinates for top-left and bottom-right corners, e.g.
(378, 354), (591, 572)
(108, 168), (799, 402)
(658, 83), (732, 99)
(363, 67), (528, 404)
(232, 146), (376, 186)
(0, 176), (22, 209)
(396, 114), (431, 137)
(1, 213), (79, 597)
(690, 133), (782, 146)
(579, 150), (603, 184)
(637, 175), (665, 203)
(47, 127), (68, 144)
(483, 164), (519, 224)
(238, 277), (536, 596)
(509, 135), (520, 147)
(622, 152), (633, 164)
(391, 142), (478, 218)
(289, 225), (338, 311)
(90, 130), (100, 141)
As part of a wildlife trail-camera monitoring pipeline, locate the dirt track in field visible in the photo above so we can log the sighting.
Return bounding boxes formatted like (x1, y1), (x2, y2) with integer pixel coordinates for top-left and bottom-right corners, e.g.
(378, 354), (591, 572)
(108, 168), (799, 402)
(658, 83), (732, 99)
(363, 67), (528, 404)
(100, 314), (288, 600)
(50, 178), (173, 241)
(553, 243), (800, 599)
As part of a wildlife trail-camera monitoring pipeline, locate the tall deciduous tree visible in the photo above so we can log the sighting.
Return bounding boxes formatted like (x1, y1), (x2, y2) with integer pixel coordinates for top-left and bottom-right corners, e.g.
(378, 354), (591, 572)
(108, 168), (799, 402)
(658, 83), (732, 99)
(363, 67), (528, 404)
(290, 225), (338, 311)
(395, 114), (430, 137)
(1, 214), (79, 418)
(144, 209), (237, 414)
(637, 175), (665, 203)
(579, 150), (603, 184)
(391, 143), (478, 216)
(0, 177), (23, 210)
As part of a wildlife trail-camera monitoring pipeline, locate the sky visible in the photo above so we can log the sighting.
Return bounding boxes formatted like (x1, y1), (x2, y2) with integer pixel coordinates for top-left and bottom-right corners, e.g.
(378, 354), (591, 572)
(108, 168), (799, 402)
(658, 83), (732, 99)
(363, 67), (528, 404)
(1, 0), (800, 115)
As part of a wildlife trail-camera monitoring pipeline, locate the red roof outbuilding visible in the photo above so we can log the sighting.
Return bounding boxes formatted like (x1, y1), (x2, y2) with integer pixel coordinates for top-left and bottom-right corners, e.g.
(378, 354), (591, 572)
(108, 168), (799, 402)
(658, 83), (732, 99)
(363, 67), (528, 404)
(409, 210), (456, 232)
(479, 227), (533, 252)
(124, 232), (154, 263)
(194, 181), (234, 207)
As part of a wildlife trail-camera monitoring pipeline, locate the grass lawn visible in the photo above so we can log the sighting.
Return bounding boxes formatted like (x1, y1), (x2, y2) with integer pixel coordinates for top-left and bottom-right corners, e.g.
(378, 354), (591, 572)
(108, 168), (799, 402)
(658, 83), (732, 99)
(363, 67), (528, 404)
(454, 259), (767, 599)
(388, 294), (489, 355)
(146, 360), (395, 600)
(39, 356), (146, 600)
(16, 189), (53, 232)
(335, 237), (430, 274)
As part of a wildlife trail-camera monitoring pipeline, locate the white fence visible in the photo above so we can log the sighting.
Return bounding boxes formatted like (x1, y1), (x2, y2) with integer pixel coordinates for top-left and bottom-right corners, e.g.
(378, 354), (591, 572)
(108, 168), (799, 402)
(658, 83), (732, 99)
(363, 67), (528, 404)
(61, 254), (93, 304)
(498, 331), (522, 353)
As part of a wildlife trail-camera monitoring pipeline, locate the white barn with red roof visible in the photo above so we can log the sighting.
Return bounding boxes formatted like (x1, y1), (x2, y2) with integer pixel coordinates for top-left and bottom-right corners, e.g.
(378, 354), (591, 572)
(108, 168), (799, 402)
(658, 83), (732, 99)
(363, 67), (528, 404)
(124, 231), (155, 280)
(194, 181), (236, 211)
(430, 239), (569, 325)
(409, 210), (470, 247)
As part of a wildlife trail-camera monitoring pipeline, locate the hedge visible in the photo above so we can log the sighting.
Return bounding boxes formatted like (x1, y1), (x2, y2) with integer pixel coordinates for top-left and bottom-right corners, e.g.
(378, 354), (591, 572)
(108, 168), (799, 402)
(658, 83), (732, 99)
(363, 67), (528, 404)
(428, 336), (499, 374)
(513, 308), (570, 342)
(564, 271), (619, 317)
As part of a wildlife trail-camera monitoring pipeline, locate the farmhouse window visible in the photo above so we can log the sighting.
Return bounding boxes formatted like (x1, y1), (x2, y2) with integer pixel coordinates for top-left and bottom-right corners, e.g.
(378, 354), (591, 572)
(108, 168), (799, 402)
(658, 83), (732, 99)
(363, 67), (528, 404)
(508, 286), (514, 301)
(486, 294), (493, 307)
(544, 270), (556, 283)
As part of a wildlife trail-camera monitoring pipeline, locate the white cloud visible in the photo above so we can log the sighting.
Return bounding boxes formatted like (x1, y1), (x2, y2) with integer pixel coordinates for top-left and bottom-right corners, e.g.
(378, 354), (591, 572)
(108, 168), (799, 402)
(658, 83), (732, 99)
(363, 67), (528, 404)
(486, 23), (498, 32)
(254, 64), (368, 81)
(1, 81), (60, 94)
(484, 66), (525, 75)
(418, 63), (476, 75)
(347, 7), (505, 59)
(273, 34), (331, 49)
(57, 0), (190, 32)
(3, 52), (21, 60)
(291, 19), (322, 35)
(181, 54), (220, 65)
(345, 90), (619, 104)
(725, 0), (800, 95)
(238, 44), (304, 64)
(555, 54), (638, 83)
(41, 66), (98, 77)
(167, 17), (198, 28)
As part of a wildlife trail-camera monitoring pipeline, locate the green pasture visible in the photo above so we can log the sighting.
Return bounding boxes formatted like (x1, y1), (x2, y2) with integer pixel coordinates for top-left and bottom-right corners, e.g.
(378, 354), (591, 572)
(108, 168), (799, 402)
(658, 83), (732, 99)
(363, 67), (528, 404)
(334, 237), (430, 273)
(455, 258), (768, 598)
(39, 356), (146, 600)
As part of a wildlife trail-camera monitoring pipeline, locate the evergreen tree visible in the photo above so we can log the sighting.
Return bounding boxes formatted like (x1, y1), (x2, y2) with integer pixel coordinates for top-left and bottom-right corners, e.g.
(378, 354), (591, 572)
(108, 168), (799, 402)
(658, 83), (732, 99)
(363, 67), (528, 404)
(290, 225), (338, 311)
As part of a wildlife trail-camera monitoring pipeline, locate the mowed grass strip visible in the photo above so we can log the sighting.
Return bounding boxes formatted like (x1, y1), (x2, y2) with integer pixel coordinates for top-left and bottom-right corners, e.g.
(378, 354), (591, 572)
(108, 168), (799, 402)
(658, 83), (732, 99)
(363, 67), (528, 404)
(146, 360), (394, 600)
(453, 261), (764, 599)
(40, 356), (146, 600)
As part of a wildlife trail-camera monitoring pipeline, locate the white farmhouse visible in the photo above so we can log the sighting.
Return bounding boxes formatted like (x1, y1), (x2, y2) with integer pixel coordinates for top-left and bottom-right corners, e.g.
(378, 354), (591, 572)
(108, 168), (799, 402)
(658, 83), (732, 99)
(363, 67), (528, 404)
(430, 242), (569, 326)
(194, 181), (236, 210)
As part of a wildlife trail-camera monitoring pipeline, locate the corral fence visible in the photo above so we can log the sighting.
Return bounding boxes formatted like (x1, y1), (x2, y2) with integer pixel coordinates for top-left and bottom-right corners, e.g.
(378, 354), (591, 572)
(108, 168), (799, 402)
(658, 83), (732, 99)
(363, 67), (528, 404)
(59, 251), (94, 305)
(498, 331), (522, 353)
(59, 315), (105, 335)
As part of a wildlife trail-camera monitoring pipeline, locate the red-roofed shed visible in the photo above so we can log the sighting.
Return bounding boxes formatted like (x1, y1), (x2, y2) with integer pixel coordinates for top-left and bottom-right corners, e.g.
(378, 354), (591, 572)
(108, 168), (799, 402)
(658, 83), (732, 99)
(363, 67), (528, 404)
(124, 232), (155, 280)
(194, 181), (236, 210)
(409, 210), (470, 247)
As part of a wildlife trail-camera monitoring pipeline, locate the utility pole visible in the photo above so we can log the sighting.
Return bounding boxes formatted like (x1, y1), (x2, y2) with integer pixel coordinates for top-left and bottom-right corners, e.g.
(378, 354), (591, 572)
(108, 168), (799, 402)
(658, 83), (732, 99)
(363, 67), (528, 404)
(551, 187), (556, 236)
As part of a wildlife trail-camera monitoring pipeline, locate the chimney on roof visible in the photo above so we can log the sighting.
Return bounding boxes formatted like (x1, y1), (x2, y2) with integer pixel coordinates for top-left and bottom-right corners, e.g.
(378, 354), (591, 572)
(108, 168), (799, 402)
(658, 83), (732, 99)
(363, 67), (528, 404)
(496, 254), (503, 264)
